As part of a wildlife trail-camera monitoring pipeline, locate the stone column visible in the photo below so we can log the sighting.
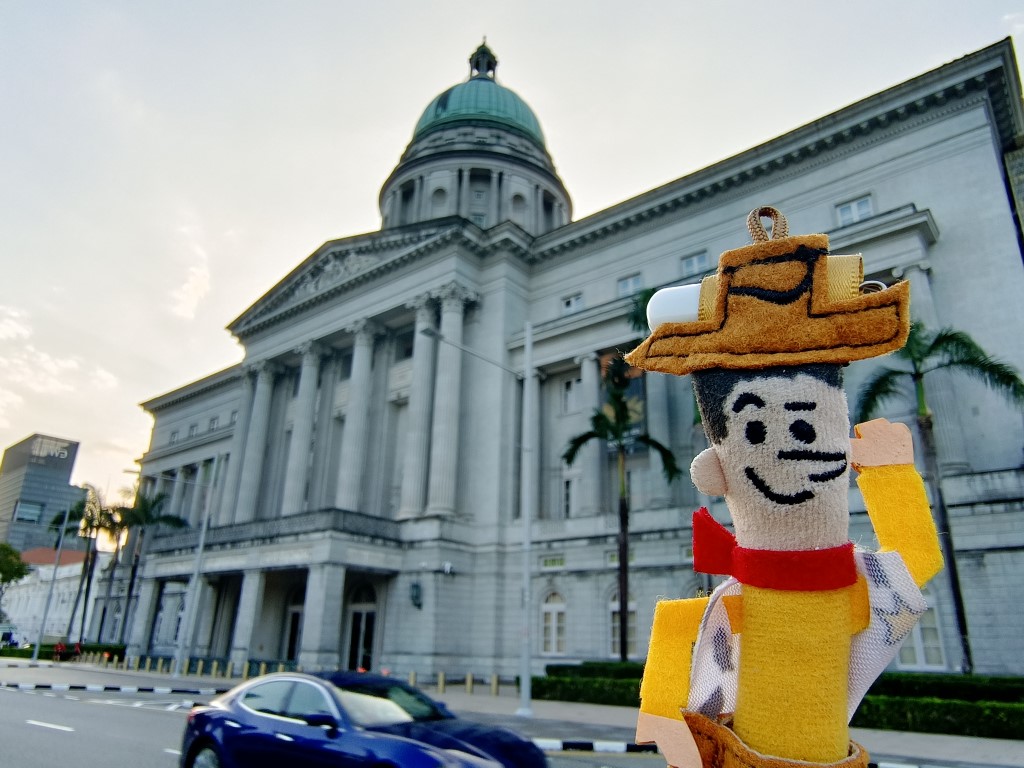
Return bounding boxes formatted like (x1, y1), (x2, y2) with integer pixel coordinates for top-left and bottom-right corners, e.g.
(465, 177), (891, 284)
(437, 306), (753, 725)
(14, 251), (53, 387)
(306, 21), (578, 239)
(489, 171), (499, 225)
(895, 263), (969, 471)
(168, 468), (187, 522)
(192, 578), (216, 657)
(458, 169), (469, 219)
(578, 353), (604, 517)
(234, 362), (278, 523)
(398, 298), (438, 518)
(336, 322), (379, 511)
(218, 368), (256, 525)
(309, 355), (339, 510)
(229, 569), (265, 670)
(645, 371), (673, 508)
(281, 343), (323, 516)
(297, 563), (346, 670)
(426, 284), (476, 516)
(126, 578), (161, 658)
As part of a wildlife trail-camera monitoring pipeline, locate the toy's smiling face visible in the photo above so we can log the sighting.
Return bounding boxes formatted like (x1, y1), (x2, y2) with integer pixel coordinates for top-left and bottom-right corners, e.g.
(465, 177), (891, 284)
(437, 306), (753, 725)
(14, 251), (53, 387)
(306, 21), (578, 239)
(712, 373), (851, 550)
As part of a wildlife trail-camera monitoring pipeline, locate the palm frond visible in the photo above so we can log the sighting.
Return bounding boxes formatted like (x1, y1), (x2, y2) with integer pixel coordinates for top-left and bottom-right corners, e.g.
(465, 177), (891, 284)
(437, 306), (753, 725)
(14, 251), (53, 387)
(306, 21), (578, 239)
(924, 328), (1024, 406)
(636, 435), (682, 482)
(627, 288), (657, 333)
(562, 431), (600, 466)
(854, 367), (908, 423)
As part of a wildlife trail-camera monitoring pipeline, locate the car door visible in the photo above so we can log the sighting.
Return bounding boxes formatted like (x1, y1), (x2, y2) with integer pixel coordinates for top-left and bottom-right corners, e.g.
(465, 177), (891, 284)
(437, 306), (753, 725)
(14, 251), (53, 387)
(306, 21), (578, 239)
(279, 679), (377, 767)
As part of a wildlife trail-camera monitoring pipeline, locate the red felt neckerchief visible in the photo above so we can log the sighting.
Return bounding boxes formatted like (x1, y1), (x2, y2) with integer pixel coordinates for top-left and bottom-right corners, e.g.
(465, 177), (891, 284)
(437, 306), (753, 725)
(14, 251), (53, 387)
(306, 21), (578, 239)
(692, 507), (857, 591)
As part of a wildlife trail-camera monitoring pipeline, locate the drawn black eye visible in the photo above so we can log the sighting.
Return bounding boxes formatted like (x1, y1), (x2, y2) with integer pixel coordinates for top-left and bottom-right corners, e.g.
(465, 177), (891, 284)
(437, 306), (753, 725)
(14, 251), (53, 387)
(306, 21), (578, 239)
(790, 419), (816, 443)
(745, 421), (766, 444)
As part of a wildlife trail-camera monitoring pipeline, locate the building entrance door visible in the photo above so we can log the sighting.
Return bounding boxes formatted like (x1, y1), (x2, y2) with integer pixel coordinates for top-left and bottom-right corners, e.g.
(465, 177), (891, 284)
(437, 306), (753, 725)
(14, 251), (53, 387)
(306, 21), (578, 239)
(285, 606), (302, 661)
(345, 583), (376, 671)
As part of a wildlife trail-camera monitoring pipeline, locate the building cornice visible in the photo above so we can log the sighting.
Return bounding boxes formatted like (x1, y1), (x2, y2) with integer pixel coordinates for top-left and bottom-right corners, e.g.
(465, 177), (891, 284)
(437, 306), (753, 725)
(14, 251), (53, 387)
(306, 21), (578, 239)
(140, 364), (243, 414)
(531, 40), (1020, 261)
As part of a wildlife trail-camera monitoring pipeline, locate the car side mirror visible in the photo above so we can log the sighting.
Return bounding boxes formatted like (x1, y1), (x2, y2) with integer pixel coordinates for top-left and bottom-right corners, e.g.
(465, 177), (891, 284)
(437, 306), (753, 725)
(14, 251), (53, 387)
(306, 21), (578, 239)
(304, 713), (340, 730)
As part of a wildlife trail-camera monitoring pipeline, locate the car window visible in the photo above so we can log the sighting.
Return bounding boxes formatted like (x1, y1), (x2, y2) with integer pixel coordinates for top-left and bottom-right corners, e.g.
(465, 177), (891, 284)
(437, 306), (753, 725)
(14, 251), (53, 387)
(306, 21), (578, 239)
(240, 680), (293, 717)
(286, 681), (336, 722)
(333, 680), (445, 721)
(337, 689), (414, 727)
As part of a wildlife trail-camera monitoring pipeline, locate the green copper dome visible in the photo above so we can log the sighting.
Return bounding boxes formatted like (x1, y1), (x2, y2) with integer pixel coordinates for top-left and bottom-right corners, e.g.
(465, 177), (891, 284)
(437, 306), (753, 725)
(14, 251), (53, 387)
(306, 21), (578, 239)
(413, 43), (546, 147)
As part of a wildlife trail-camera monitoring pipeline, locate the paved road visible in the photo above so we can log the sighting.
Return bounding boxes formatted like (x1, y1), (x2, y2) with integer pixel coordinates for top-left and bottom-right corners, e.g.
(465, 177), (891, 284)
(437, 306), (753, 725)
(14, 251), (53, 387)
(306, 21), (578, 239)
(2, 661), (1021, 768)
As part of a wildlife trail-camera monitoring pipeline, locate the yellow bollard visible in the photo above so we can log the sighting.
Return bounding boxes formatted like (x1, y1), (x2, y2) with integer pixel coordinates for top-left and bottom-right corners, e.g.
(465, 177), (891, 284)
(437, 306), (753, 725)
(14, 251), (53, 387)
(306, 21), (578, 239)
(259, 662), (267, 677)
(145, 657), (152, 672)
(226, 660), (234, 678)
(133, 656), (141, 671)
(277, 662), (284, 673)
(437, 671), (446, 694)
(408, 671), (417, 688)
(156, 658), (164, 674)
(211, 660), (219, 678)
(491, 674), (499, 696)
(466, 674), (474, 695)
(196, 659), (204, 677)
(242, 661), (250, 680)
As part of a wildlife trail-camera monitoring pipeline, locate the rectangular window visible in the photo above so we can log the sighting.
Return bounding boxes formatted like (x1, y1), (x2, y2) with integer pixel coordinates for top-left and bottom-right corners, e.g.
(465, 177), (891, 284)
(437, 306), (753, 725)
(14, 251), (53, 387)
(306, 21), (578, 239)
(188, 423), (198, 438)
(393, 332), (414, 362)
(561, 376), (582, 413)
(896, 591), (946, 670)
(561, 292), (583, 315)
(610, 608), (638, 658)
(230, 410), (238, 425)
(617, 273), (642, 298)
(470, 213), (486, 226)
(169, 430), (179, 444)
(14, 500), (44, 523)
(208, 416), (219, 431)
(541, 555), (566, 570)
(836, 196), (874, 227)
(681, 251), (710, 277)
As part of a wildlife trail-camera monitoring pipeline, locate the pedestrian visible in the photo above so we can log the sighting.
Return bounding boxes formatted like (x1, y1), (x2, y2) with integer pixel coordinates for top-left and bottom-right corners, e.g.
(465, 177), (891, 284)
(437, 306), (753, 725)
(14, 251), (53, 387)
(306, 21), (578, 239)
(54, 639), (66, 662)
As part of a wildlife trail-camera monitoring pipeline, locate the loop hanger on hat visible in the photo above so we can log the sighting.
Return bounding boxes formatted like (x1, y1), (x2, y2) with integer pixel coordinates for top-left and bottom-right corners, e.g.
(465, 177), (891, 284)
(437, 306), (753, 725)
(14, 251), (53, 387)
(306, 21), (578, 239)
(747, 206), (790, 243)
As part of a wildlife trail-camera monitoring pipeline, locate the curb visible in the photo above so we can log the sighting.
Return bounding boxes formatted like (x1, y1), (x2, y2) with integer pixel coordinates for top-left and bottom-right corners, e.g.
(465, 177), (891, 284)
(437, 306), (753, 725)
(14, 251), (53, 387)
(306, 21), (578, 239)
(533, 737), (658, 754)
(1, 681), (230, 696)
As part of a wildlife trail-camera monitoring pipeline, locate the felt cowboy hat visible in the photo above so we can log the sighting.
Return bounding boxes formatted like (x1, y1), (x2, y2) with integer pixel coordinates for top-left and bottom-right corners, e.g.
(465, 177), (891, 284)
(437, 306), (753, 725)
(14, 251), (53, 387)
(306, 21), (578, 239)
(625, 207), (910, 376)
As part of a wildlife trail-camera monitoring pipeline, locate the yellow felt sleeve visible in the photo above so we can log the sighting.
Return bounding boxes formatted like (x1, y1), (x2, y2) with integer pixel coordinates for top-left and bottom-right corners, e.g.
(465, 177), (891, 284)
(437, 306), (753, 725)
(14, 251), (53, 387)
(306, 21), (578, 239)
(857, 464), (943, 587)
(639, 597), (708, 720)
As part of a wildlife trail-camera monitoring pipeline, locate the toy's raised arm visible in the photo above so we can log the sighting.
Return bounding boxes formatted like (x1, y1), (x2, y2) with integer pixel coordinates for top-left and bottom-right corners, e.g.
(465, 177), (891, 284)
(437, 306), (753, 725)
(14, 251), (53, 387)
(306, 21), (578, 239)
(851, 418), (943, 587)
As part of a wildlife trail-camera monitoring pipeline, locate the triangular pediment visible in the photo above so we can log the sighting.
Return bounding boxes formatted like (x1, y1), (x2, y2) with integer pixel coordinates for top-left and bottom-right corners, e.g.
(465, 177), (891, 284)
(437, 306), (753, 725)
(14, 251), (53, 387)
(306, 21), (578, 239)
(228, 220), (470, 337)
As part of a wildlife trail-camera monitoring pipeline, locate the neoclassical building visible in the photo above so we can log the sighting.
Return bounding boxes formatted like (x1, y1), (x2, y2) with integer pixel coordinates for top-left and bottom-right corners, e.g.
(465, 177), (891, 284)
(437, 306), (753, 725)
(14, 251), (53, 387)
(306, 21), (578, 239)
(119, 40), (1024, 677)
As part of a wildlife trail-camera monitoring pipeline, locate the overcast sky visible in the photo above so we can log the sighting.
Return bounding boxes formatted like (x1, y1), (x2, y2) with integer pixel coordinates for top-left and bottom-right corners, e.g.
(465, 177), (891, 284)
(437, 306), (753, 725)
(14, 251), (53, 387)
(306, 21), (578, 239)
(2, 2), (1022, 494)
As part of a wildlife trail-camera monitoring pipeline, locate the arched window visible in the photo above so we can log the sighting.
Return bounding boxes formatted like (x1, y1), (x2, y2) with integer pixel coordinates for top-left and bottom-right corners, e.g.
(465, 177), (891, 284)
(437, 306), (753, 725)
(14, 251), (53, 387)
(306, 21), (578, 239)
(608, 590), (637, 659)
(541, 592), (566, 655)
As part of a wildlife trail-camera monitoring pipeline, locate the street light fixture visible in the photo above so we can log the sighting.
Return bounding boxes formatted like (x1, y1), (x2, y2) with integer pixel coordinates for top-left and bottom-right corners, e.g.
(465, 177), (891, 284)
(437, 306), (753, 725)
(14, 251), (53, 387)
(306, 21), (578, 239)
(420, 322), (536, 717)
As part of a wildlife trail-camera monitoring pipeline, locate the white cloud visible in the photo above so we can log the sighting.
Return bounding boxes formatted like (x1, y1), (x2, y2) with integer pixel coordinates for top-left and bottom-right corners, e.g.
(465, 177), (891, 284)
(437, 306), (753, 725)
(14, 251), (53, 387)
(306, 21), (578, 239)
(0, 344), (81, 394)
(169, 222), (213, 320)
(0, 306), (32, 340)
(0, 388), (24, 429)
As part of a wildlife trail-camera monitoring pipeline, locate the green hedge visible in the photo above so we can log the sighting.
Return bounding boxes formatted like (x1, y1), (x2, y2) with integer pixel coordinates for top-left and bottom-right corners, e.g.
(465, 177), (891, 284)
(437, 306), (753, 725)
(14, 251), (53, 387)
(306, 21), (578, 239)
(544, 661), (645, 680)
(867, 672), (1024, 703)
(533, 675), (640, 706)
(0, 643), (126, 661)
(852, 695), (1024, 740)
(531, 670), (1024, 740)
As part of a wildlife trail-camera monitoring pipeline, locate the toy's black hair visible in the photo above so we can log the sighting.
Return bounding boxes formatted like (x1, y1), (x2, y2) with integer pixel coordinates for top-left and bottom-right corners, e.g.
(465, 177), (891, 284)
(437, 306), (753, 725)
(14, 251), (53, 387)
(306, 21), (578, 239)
(692, 364), (844, 444)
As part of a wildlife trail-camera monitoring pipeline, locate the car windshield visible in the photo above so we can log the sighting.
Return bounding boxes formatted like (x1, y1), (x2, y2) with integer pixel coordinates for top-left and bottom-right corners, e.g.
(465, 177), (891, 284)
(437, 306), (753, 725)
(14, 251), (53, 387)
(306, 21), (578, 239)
(333, 680), (448, 723)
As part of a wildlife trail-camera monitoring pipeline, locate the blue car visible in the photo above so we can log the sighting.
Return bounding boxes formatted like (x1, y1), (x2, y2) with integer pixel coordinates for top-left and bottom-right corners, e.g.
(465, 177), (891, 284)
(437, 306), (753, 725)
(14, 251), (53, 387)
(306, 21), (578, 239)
(179, 671), (547, 768)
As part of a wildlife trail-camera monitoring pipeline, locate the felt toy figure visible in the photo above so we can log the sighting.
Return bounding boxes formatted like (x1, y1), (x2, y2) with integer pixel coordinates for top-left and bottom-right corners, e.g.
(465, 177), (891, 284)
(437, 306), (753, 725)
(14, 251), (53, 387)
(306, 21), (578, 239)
(627, 207), (944, 768)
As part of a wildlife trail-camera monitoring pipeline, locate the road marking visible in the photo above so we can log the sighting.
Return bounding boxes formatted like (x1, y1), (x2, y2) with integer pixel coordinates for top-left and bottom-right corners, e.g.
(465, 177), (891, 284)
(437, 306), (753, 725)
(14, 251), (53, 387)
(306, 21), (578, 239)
(164, 749), (181, 756)
(27, 720), (74, 732)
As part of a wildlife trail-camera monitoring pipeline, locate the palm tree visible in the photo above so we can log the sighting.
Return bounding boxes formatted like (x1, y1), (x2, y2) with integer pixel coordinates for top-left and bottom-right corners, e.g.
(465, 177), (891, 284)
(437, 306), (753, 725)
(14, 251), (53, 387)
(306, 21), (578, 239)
(563, 354), (681, 661)
(51, 484), (115, 643)
(855, 322), (1024, 674)
(117, 491), (185, 644)
(94, 505), (131, 642)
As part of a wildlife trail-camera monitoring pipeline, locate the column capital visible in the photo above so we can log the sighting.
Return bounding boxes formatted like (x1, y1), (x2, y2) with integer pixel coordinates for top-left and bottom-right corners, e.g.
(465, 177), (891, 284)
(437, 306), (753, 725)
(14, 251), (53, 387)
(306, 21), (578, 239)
(892, 260), (932, 279)
(345, 319), (385, 342)
(294, 341), (326, 360)
(243, 359), (281, 380)
(431, 281), (479, 310)
(574, 351), (599, 366)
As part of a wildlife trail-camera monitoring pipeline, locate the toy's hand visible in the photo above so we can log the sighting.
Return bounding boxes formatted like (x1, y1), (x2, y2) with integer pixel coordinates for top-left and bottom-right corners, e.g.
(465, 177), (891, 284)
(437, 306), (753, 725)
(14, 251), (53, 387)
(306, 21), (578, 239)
(850, 418), (914, 470)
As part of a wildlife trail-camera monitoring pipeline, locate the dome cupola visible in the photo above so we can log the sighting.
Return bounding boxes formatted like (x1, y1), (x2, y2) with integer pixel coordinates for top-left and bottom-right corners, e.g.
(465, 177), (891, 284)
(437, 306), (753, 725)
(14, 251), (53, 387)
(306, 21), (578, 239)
(380, 42), (571, 235)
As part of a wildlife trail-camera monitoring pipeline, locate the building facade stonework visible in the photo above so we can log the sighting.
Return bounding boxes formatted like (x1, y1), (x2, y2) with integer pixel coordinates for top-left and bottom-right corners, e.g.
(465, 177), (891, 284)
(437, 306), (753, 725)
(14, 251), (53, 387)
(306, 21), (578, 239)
(118, 41), (1024, 677)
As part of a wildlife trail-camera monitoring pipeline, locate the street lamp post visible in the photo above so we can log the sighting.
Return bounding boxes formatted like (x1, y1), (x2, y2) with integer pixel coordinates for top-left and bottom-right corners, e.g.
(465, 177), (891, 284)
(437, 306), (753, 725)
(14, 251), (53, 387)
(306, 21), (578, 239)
(32, 504), (72, 662)
(419, 322), (535, 717)
(171, 455), (222, 677)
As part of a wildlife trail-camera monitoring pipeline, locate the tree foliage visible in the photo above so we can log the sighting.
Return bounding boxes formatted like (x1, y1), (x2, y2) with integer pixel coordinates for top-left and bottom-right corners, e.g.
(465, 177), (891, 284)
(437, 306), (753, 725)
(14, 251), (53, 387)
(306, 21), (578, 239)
(0, 542), (30, 622)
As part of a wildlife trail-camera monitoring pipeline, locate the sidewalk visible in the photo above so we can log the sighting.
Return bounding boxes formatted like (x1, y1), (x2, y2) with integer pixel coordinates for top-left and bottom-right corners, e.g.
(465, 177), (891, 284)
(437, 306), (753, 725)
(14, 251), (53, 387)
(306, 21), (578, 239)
(3, 660), (1022, 766)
